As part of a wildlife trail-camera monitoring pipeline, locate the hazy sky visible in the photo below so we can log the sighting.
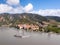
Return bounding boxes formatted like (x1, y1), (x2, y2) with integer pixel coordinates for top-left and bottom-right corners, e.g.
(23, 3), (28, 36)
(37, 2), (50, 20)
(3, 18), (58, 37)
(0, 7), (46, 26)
(0, 0), (60, 16)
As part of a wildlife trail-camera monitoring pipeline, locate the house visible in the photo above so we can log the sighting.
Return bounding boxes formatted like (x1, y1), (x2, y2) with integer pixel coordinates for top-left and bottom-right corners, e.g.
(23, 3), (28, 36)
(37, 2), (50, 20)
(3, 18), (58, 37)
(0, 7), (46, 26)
(31, 24), (39, 31)
(18, 24), (24, 29)
(0, 16), (4, 22)
(42, 21), (49, 28)
(17, 24), (39, 31)
(57, 25), (60, 28)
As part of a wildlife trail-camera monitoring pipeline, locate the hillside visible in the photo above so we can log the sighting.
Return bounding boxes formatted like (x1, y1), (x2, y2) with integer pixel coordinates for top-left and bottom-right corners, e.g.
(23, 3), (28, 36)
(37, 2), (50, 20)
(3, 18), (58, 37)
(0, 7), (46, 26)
(0, 13), (48, 26)
(45, 16), (60, 22)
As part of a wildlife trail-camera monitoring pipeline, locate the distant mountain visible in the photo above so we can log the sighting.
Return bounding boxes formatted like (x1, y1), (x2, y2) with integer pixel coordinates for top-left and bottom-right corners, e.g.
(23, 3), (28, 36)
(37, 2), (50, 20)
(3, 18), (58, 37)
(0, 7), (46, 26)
(45, 16), (60, 22)
(0, 13), (48, 26)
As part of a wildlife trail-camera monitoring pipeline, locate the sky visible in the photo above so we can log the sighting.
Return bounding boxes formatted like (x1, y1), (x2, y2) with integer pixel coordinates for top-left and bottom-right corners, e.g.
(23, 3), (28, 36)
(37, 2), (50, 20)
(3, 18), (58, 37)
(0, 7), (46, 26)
(0, 0), (60, 16)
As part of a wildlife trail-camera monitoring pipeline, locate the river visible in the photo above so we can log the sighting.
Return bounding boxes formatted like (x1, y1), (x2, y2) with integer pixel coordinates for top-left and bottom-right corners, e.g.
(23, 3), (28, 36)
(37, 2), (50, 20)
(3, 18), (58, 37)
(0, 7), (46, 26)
(0, 27), (60, 45)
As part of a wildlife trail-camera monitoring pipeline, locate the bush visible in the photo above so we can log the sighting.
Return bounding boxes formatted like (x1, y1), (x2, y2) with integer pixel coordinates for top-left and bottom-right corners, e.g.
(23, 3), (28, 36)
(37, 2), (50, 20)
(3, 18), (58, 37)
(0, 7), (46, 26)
(47, 26), (60, 33)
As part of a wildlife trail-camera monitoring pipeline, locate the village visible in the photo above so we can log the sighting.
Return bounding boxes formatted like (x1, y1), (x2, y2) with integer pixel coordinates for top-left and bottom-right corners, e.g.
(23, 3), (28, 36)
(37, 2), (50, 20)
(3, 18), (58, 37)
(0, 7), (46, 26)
(17, 23), (39, 31)
(15, 20), (60, 33)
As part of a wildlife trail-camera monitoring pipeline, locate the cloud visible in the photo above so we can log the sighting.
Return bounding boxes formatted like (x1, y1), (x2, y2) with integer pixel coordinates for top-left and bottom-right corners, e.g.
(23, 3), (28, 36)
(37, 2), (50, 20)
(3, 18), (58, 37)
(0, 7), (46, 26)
(38, 9), (60, 16)
(0, 0), (23, 13)
(0, 0), (60, 16)
(0, 4), (13, 13)
(30, 9), (60, 16)
(10, 7), (24, 13)
(6, 0), (20, 5)
(24, 3), (33, 12)
(5, 0), (34, 13)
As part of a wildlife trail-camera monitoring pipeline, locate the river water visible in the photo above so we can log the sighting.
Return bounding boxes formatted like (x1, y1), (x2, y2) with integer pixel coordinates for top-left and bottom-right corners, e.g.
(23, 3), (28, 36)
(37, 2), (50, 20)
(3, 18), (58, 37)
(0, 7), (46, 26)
(0, 27), (60, 45)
